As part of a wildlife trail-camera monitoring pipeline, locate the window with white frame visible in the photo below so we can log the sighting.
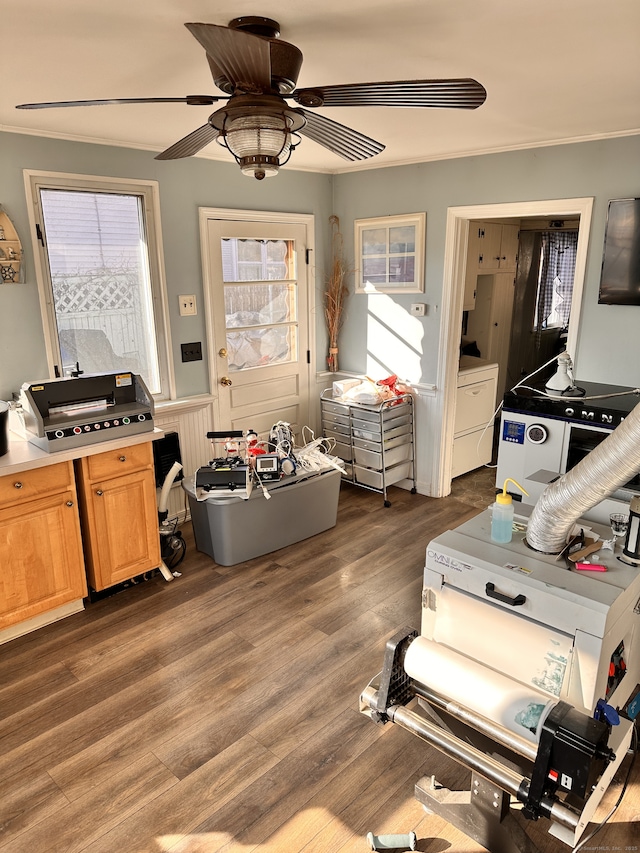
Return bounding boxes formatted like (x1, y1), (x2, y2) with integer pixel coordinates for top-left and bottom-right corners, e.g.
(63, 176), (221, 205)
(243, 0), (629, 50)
(26, 172), (172, 398)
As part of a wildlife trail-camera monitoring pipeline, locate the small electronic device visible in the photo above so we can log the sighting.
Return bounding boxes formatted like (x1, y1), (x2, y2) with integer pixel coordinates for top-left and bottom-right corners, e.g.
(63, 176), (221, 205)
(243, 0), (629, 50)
(254, 454), (280, 481)
(195, 456), (249, 492)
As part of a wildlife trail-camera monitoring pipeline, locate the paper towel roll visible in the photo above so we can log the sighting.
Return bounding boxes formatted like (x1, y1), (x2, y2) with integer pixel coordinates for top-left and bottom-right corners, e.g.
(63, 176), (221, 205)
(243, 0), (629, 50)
(404, 636), (555, 743)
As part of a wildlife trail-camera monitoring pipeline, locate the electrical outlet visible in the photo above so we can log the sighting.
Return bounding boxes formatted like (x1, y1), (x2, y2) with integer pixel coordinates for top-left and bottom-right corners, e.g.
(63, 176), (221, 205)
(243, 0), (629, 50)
(410, 303), (426, 316)
(181, 341), (202, 362)
(179, 294), (197, 316)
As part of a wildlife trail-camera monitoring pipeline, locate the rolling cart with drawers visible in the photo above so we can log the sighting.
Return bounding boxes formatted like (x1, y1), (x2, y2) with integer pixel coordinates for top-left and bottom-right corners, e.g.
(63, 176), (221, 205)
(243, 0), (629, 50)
(321, 390), (416, 506)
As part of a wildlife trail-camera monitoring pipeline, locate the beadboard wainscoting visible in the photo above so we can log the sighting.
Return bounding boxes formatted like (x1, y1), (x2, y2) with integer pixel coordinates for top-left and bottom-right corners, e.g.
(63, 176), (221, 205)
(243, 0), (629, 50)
(154, 396), (217, 521)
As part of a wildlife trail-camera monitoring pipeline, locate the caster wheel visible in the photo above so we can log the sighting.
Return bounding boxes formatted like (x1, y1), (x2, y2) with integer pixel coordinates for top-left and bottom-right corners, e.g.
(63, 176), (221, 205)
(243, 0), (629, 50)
(411, 487), (417, 494)
(384, 500), (391, 508)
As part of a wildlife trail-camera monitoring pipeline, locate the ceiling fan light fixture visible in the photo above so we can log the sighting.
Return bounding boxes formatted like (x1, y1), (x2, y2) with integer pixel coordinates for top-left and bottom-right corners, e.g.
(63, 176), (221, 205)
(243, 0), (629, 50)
(211, 96), (305, 179)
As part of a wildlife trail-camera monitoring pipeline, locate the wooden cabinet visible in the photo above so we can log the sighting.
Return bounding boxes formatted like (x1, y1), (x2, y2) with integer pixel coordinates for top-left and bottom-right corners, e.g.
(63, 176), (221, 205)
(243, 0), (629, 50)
(76, 442), (160, 591)
(0, 461), (87, 630)
(452, 359), (498, 478)
(465, 273), (515, 400)
(463, 222), (519, 310)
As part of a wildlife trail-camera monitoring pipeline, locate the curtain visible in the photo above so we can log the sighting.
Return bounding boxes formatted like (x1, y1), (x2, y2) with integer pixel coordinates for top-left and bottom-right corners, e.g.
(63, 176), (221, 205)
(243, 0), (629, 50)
(535, 230), (579, 345)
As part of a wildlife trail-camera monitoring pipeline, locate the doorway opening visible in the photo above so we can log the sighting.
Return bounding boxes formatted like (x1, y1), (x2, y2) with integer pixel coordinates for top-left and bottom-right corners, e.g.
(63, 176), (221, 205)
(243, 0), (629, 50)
(432, 198), (594, 498)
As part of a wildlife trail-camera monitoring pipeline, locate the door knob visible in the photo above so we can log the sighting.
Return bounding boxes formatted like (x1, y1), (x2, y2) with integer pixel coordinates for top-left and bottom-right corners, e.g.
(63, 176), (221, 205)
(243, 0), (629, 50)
(220, 376), (233, 386)
(218, 347), (228, 358)
(96, 489), (104, 496)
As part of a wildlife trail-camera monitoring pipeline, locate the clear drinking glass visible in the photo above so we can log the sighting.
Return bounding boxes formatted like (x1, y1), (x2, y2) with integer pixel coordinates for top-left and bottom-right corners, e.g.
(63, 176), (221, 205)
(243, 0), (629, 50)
(609, 513), (629, 550)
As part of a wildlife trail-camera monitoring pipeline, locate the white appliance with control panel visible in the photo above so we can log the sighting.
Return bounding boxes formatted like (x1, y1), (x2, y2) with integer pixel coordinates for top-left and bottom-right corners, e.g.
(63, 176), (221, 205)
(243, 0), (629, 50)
(496, 380), (640, 524)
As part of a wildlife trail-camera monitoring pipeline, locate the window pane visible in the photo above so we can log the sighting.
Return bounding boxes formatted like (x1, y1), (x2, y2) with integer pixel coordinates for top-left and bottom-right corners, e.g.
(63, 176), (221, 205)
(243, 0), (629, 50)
(39, 189), (161, 393)
(221, 238), (293, 281)
(389, 256), (415, 283)
(224, 283), (294, 327)
(226, 326), (296, 371)
(363, 257), (388, 283)
(362, 228), (387, 255)
(389, 225), (415, 254)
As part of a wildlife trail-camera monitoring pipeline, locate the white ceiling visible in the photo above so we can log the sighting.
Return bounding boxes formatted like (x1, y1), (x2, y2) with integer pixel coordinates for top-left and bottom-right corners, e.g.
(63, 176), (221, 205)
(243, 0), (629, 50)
(4, 0), (640, 175)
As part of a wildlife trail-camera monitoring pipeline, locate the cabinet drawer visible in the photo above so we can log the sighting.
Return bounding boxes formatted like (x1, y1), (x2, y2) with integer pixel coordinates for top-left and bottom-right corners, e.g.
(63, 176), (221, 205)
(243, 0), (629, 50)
(351, 401), (411, 423)
(82, 441), (153, 483)
(457, 366), (498, 388)
(451, 428), (493, 478)
(455, 379), (496, 435)
(354, 442), (411, 471)
(321, 400), (350, 416)
(322, 423), (351, 441)
(0, 461), (74, 509)
(321, 411), (350, 429)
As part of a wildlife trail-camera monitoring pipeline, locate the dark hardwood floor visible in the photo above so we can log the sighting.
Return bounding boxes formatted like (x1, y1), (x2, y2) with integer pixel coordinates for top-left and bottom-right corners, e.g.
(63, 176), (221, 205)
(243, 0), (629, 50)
(0, 482), (638, 853)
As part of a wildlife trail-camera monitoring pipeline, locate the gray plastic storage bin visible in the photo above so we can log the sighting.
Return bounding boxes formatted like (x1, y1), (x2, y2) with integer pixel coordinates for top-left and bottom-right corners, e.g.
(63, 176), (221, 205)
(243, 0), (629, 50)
(183, 468), (341, 566)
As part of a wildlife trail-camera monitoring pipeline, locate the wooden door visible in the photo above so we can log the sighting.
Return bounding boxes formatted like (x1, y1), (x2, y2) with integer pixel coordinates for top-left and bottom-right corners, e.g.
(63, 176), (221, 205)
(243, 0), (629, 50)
(0, 491), (87, 628)
(205, 218), (311, 440)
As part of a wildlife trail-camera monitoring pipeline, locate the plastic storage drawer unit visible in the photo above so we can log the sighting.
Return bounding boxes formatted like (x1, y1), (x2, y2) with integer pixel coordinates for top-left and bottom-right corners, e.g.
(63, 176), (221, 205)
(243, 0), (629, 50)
(320, 390), (416, 506)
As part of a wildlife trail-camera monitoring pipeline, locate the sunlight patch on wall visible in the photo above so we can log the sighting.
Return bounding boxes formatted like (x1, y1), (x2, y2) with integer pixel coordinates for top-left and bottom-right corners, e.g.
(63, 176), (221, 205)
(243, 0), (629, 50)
(365, 295), (424, 383)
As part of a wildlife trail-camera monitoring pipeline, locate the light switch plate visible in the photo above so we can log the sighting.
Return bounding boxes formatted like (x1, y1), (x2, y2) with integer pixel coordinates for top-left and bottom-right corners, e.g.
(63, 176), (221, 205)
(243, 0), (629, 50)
(179, 294), (197, 316)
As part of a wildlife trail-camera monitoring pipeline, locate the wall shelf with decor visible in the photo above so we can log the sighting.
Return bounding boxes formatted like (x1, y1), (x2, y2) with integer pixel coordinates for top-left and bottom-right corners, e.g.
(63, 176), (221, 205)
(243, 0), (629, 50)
(0, 205), (24, 284)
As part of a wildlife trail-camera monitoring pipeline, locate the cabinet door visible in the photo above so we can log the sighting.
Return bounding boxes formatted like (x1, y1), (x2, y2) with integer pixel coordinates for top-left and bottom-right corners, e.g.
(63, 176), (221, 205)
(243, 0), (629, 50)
(463, 224), (481, 311)
(81, 469), (160, 590)
(476, 222), (503, 273)
(0, 491), (87, 629)
(488, 273), (516, 398)
(498, 224), (519, 270)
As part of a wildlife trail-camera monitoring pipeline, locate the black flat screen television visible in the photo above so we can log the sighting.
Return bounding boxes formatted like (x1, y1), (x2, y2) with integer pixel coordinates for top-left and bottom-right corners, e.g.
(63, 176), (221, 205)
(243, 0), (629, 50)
(598, 198), (640, 305)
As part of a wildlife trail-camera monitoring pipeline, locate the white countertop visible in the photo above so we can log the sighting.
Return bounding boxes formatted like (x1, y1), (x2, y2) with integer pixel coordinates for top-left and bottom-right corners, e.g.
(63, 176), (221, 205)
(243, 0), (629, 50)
(0, 428), (164, 477)
(459, 355), (499, 375)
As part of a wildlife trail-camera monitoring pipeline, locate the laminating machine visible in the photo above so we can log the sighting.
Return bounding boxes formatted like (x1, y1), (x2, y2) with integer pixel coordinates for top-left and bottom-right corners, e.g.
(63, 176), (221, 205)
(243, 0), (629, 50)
(361, 402), (640, 853)
(17, 371), (154, 451)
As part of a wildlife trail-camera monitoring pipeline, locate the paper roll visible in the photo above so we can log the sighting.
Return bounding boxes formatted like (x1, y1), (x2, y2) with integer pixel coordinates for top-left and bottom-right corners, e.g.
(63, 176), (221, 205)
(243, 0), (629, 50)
(404, 636), (555, 743)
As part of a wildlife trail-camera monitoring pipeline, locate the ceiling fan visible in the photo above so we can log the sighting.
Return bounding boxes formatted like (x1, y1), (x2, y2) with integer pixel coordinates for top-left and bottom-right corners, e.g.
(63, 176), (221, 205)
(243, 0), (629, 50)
(16, 16), (487, 180)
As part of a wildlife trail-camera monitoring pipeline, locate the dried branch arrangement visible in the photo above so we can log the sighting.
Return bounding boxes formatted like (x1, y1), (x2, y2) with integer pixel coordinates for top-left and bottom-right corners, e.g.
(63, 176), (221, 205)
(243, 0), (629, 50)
(324, 215), (351, 372)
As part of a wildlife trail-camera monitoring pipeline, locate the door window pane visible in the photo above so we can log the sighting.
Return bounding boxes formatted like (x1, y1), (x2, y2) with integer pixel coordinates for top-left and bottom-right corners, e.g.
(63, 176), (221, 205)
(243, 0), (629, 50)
(221, 238), (294, 282)
(224, 283), (294, 326)
(226, 327), (295, 370)
(39, 189), (161, 393)
(220, 237), (298, 372)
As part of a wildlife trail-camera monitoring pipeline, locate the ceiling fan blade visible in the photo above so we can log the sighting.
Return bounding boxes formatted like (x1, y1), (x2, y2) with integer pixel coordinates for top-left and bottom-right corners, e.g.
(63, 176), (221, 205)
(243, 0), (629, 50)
(16, 96), (221, 110)
(293, 79), (487, 109)
(185, 23), (272, 92)
(298, 110), (384, 161)
(155, 123), (220, 160)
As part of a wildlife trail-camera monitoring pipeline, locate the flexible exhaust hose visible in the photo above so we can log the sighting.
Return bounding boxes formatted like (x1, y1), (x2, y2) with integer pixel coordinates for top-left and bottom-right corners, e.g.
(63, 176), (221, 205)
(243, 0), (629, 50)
(527, 400), (640, 553)
(158, 461), (183, 515)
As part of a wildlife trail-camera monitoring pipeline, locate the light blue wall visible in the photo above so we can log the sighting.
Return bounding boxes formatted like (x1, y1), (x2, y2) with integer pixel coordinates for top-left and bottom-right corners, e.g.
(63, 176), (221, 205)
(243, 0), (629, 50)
(0, 131), (333, 401)
(332, 135), (640, 388)
(2, 130), (640, 404)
